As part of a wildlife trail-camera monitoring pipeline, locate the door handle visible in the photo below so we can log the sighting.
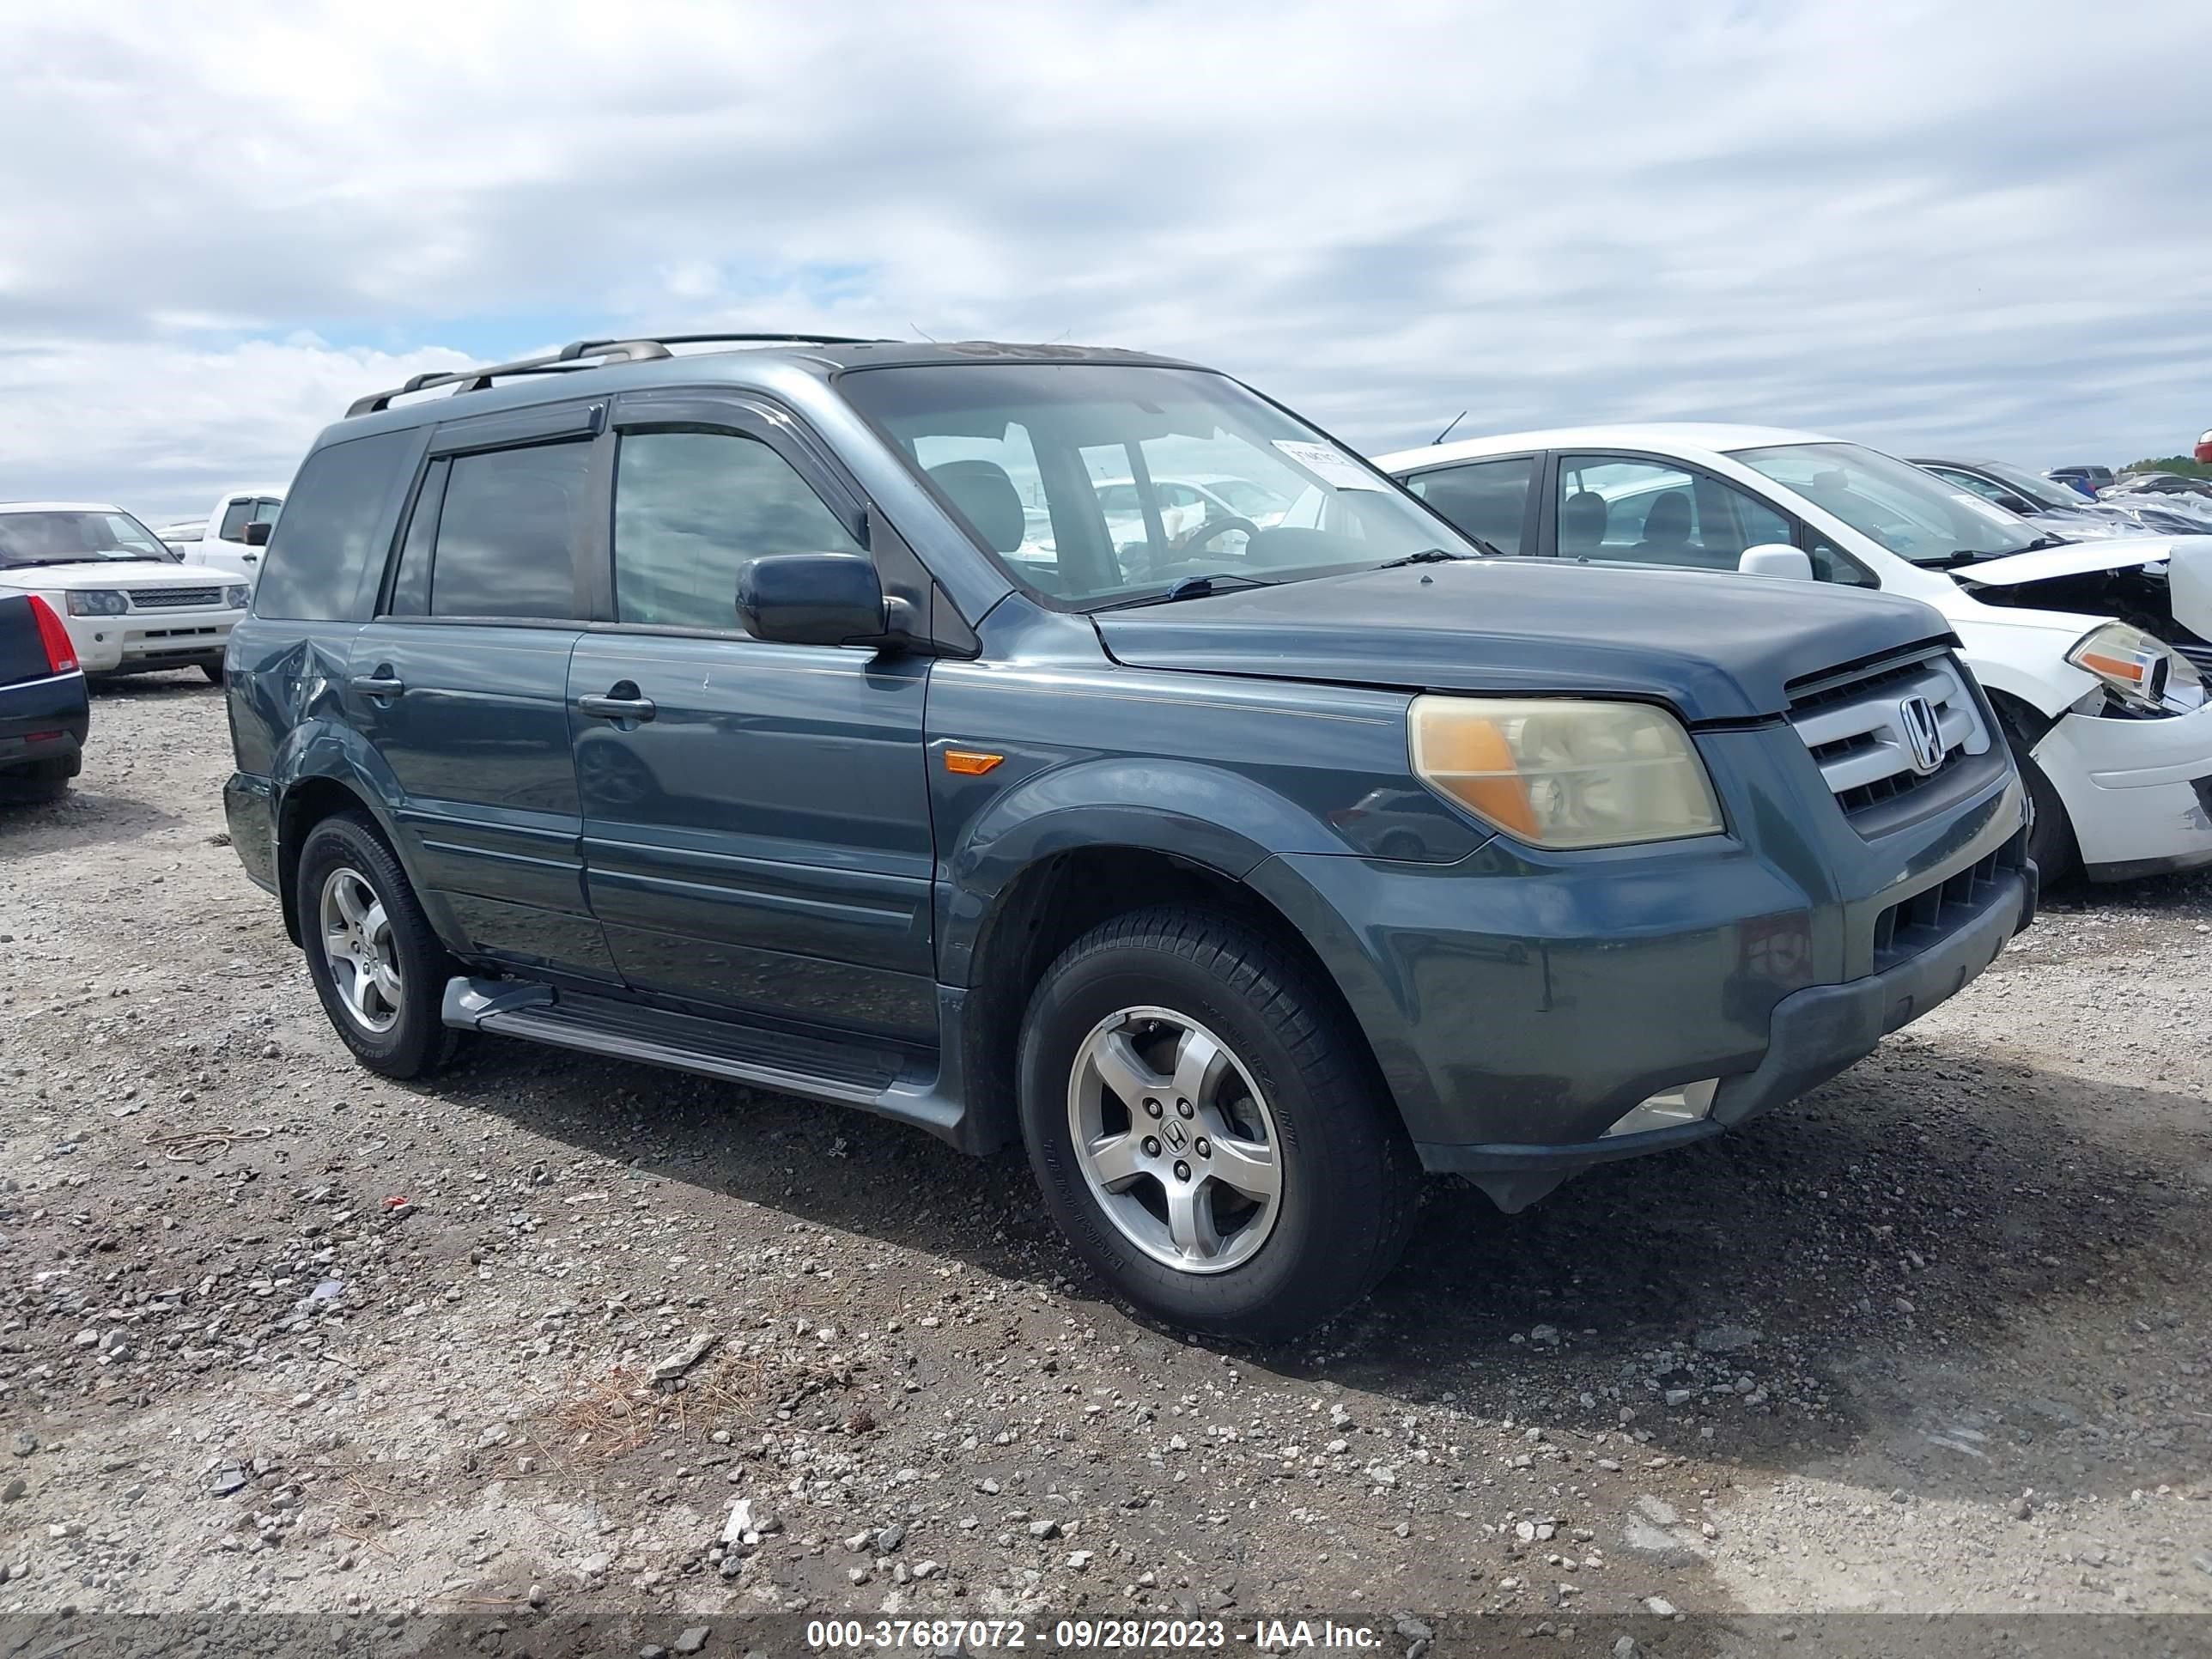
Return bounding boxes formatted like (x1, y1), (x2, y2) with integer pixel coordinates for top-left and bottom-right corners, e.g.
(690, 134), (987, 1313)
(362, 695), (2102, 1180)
(349, 670), (404, 699)
(577, 692), (657, 722)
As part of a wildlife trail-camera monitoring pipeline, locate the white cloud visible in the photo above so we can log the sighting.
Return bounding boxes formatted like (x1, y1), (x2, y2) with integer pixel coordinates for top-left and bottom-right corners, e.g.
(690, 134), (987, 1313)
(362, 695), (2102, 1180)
(2, 0), (2209, 517)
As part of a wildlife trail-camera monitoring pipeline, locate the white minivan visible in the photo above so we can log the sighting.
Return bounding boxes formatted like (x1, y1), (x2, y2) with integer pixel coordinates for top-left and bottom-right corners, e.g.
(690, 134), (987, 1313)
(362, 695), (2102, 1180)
(1376, 425), (2212, 884)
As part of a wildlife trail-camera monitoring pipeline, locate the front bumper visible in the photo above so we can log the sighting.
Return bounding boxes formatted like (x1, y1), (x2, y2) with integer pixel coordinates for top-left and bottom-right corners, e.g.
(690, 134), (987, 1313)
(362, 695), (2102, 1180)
(1418, 863), (2033, 1208)
(1249, 723), (2028, 1210)
(2033, 702), (2212, 879)
(65, 608), (240, 675)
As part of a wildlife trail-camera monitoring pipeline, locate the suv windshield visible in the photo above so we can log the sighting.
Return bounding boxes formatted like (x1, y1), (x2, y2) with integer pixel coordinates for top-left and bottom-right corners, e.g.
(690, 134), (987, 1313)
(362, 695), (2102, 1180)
(0, 509), (175, 567)
(1733, 442), (2045, 565)
(842, 363), (1475, 608)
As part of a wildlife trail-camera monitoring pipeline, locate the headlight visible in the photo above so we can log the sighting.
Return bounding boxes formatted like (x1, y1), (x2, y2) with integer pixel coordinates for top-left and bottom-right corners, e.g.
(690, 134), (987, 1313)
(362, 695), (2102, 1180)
(2066, 622), (2200, 711)
(1408, 696), (1723, 848)
(222, 585), (249, 610)
(64, 589), (128, 617)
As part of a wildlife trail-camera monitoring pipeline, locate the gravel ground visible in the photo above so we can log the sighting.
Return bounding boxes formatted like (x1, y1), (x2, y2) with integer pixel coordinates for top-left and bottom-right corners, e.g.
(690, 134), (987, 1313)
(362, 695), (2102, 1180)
(1, 675), (2209, 1650)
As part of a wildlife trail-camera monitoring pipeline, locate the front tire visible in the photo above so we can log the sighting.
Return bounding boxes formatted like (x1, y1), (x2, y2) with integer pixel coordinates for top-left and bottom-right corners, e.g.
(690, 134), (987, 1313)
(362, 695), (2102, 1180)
(1995, 711), (2075, 883)
(296, 811), (458, 1079)
(200, 660), (226, 686)
(1018, 907), (1419, 1341)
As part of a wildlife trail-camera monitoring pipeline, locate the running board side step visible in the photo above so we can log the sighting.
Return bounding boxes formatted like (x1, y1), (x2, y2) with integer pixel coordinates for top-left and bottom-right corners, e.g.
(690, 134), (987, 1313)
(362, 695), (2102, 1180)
(440, 975), (996, 1152)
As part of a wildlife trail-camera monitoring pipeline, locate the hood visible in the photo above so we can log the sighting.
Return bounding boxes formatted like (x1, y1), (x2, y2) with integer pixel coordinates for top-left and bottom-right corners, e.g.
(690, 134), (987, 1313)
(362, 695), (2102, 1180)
(1091, 559), (1954, 723)
(1953, 534), (2212, 587)
(0, 558), (237, 589)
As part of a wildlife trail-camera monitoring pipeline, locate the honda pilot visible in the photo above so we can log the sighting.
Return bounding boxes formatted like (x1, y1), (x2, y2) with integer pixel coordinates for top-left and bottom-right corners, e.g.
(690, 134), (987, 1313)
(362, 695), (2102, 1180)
(222, 335), (2033, 1339)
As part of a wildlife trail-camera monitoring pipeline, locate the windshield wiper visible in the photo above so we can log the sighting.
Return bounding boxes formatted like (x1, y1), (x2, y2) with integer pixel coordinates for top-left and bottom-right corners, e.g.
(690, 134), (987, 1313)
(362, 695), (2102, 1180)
(2017, 533), (2072, 551)
(0, 556), (103, 568)
(1091, 571), (1279, 611)
(1380, 543), (1500, 566)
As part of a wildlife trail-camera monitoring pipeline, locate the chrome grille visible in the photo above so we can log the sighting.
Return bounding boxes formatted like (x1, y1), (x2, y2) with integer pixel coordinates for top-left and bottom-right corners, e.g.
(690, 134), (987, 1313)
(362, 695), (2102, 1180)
(1788, 652), (1991, 824)
(129, 586), (222, 610)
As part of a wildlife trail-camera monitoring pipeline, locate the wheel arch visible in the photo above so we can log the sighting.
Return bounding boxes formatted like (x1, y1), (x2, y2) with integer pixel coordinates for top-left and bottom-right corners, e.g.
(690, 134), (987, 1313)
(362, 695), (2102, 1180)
(270, 733), (434, 948)
(952, 842), (1397, 1163)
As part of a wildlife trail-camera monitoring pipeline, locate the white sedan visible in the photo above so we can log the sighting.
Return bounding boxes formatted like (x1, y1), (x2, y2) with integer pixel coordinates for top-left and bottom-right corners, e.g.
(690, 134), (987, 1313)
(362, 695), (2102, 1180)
(1376, 425), (2212, 884)
(0, 502), (249, 682)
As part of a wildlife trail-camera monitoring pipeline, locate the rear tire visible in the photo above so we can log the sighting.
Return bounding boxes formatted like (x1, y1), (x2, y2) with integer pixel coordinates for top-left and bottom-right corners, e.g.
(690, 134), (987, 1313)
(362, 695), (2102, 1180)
(1018, 906), (1420, 1341)
(296, 811), (459, 1079)
(0, 757), (72, 805)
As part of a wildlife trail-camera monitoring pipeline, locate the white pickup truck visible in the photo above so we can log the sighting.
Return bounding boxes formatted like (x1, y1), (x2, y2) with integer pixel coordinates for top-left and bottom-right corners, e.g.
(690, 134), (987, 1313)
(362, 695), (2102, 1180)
(161, 485), (285, 585)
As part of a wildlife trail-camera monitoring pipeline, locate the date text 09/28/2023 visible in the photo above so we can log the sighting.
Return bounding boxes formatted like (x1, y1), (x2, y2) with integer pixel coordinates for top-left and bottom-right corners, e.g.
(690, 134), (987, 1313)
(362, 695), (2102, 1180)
(804, 1616), (1385, 1649)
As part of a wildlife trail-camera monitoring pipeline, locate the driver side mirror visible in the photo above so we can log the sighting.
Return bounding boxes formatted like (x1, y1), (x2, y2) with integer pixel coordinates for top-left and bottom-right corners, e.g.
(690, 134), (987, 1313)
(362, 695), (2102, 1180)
(736, 552), (920, 650)
(1738, 544), (1814, 581)
(241, 520), (273, 547)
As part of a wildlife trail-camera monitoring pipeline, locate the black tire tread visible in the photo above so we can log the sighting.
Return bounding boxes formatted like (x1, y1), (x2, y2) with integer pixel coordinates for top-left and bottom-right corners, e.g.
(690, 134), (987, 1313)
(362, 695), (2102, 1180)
(0, 758), (71, 805)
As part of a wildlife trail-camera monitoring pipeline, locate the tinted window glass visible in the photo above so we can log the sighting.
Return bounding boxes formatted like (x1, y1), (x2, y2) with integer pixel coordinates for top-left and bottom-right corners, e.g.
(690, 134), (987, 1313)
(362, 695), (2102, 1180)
(1557, 456), (1802, 574)
(255, 429), (414, 621)
(385, 458), (447, 617)
(251, 497), (284, 526)
(1407, 458), (1533, 554)
(612, 432), (862, 630)
(430, 442), (587, 619)
(218, 499), (253, 540)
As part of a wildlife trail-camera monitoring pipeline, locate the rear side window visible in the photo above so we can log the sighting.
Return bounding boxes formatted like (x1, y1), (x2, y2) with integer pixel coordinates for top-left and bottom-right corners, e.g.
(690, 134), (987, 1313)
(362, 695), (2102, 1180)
(611, 431), (862, 630)
(428, 442), (588, 619)
(1406, 458), (1534, 554)
(255, 430), (415, 622)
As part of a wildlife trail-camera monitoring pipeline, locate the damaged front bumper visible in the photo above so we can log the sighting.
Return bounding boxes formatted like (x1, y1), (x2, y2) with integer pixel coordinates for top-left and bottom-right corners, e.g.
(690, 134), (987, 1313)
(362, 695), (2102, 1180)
(2034, 700), (2212, 880)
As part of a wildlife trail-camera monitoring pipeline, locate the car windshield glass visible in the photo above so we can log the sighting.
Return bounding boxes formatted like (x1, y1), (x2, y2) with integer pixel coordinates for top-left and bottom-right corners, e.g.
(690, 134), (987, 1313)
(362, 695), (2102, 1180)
(1732, 442), (2043, 564)
(0, 510), (173, 566)
(841, 363), (1476, 608)
(1975, 461), (2082, 512)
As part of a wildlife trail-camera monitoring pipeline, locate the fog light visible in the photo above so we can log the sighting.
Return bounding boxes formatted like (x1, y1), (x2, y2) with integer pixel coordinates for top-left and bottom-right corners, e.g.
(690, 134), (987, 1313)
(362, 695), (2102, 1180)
(1603, 1079), (1717, 1139)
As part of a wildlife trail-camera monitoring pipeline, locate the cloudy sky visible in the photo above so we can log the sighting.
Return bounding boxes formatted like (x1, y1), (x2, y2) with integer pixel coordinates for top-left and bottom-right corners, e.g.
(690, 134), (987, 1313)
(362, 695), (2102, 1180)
(3, 0), (2208, 521)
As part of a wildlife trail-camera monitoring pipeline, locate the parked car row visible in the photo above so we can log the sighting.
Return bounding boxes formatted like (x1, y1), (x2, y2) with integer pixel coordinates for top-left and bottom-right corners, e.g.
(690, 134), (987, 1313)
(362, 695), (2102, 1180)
(1378, 426), (2211, 884)
(18, 331), (2205, 1342)
(0, 502), (249, 684)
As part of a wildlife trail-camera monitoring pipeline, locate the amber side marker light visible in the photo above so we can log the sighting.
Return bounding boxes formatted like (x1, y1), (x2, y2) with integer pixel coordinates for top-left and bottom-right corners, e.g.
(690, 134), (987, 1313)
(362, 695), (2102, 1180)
(944, 749), (1005, 775)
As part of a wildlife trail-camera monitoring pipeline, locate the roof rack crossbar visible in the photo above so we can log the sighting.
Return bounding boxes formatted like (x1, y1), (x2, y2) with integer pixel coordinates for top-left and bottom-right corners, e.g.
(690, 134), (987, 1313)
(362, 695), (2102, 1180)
(344, 338), (676, 418)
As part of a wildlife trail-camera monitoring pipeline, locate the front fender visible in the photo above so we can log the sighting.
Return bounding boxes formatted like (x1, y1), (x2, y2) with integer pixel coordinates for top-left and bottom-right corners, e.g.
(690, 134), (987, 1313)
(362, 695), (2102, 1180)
(935, 757), (1347, 986)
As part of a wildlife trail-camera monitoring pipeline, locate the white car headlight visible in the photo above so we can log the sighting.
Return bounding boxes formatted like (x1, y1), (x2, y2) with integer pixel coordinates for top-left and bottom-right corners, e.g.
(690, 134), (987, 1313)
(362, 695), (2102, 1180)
(65, 589), (129, 617)
(2066, 622), (2201, 712)
(1409, 696), (1724, 849)
(222, 585), (250, 610)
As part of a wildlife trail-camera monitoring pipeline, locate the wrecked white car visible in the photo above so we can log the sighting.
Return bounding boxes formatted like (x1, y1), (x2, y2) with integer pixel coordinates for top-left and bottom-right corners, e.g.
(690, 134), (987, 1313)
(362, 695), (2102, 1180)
(1377, 426), (2212, 883)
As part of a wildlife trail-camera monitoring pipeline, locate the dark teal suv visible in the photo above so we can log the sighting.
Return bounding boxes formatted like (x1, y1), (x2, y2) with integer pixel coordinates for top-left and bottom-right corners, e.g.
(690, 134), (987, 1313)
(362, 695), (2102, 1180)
(223, 334), (2033, 1339)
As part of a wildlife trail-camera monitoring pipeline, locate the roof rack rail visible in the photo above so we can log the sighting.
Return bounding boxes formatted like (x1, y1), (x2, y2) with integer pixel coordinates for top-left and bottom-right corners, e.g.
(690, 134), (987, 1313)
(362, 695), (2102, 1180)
(344, 338), (676, 418)
(559, 332), (880, 356)
(344, 333), (885, 419)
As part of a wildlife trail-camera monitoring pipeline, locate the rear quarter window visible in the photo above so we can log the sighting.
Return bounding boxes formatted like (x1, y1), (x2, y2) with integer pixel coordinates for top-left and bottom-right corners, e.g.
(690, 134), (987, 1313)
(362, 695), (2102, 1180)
(253, 430), (416, 622)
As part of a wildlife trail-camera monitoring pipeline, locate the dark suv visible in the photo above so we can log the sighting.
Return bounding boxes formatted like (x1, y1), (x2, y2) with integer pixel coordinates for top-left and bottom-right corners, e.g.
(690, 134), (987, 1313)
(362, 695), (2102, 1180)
(223, 335), (2033, 1338)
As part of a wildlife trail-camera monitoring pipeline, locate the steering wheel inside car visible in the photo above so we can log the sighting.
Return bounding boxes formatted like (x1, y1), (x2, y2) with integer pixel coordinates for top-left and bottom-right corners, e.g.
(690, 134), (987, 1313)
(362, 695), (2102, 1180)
(1176, 515), (1263, 555)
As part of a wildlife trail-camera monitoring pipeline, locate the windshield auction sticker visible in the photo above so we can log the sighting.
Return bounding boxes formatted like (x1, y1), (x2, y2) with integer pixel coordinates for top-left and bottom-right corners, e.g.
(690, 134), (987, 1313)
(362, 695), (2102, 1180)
(1272, 439), (1388, 490)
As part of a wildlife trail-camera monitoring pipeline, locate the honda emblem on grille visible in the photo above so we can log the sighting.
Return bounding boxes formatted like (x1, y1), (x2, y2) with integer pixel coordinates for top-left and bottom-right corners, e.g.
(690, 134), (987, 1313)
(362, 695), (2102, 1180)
(1897, 695), (1947, 775)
